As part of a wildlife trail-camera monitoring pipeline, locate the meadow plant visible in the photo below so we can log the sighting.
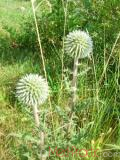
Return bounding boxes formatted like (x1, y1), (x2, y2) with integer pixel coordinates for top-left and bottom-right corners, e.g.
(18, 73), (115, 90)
(65, 30), (93, 107)
(16, 73), (49, 160)
(16, 74), (49, 108)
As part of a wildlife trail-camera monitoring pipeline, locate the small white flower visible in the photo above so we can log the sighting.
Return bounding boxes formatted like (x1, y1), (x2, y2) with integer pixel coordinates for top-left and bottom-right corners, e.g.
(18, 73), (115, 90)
(64, 30), (93, 58)
(16, 74), (49, 106)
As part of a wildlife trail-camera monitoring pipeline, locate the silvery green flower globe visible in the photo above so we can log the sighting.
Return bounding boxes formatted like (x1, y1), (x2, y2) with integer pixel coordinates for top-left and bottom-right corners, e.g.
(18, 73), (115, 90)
(16, 74), (49, 106)
(65, 30), (93, 58)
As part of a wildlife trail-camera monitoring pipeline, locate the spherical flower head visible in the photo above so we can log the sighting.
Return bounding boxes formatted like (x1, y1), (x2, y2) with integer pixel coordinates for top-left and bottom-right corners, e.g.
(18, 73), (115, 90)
(16, 74), (49, 106)
(65, 30), (93, 59)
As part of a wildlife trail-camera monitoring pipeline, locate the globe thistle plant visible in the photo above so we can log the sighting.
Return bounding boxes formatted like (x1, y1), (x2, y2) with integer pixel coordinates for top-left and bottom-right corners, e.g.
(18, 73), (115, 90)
(65, 30), (93, 59)
(16, 74), (49, 107)
(64, 30), (93, 107)
(16, 74), (49, 160)
(16, 74), (49, 127)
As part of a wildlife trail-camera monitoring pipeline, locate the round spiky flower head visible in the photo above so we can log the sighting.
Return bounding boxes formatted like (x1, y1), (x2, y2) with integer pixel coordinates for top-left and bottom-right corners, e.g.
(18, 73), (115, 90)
(65, 30), (93, 59)
(16, 74), (49, 106)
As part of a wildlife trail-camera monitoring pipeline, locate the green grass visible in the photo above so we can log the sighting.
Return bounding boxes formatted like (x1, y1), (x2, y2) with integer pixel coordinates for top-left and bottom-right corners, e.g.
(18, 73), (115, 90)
(0, 0), (31, 27)
(0, 0), (120, 160)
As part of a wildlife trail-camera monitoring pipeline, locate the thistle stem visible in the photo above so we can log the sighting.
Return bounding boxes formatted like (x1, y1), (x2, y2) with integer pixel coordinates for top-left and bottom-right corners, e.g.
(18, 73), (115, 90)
(32, 105), (46, 160)
(68, 56), (79, 134)
(33, 105), (40, 127)
(71, 56), (79, 107)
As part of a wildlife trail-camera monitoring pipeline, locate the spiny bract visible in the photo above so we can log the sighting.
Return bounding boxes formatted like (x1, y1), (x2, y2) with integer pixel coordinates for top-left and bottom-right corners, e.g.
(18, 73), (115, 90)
(64, 30), (93, 58)
(16, 74), (49, 106)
